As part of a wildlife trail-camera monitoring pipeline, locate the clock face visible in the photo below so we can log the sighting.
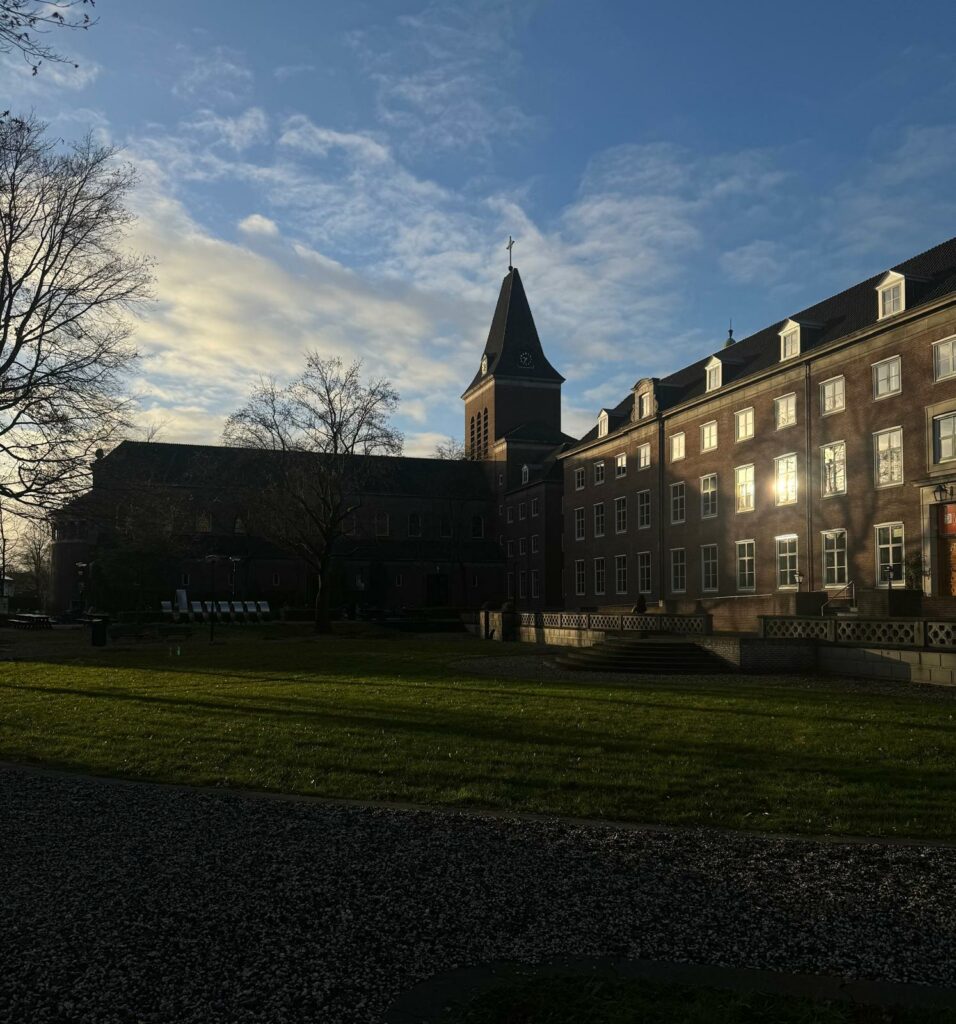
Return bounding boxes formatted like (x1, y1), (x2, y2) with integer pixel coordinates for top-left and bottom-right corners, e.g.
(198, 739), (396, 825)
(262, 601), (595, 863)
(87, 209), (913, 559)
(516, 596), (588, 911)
(518, 350), (534, 368)
(480, 354), (488, 374)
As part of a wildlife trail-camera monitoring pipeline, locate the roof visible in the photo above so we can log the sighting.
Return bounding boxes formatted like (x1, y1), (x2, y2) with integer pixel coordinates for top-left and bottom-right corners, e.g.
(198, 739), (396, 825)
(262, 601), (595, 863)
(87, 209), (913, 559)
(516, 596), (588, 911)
(464, 267), (564, 393)
(568, 233), (956, 451)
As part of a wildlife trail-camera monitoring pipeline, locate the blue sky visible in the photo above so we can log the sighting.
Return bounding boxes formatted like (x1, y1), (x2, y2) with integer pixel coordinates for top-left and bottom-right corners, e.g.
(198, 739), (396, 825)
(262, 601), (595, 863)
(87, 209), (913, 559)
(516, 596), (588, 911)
(5, 0), (956, 451)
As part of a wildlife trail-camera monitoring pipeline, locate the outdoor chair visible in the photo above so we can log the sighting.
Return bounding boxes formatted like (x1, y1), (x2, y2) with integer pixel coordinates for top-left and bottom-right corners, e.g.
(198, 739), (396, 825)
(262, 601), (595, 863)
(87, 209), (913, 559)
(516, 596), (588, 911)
(218, 600), (233, 622)
(160, 600), (175, 622)
(231, 600), (246, 623)
(203, 601), (217, 621)
(190, 601), (205, 621)
(244, 600), (260, 621)
(257, 600), (271, 621)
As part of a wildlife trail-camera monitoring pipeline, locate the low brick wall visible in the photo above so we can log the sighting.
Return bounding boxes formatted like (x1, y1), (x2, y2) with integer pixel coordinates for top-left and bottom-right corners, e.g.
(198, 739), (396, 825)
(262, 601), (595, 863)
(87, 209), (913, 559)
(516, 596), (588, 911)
(819, 646), (956, 685)
(517, 626), (607, 647)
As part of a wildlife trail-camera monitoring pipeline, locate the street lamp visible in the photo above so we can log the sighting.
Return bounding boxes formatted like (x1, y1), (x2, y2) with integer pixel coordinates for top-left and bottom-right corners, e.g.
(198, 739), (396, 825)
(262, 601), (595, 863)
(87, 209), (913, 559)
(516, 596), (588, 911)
(792, 570), (805, 591)
(934, 482), (951, 504)
(204, 555), (221, 643)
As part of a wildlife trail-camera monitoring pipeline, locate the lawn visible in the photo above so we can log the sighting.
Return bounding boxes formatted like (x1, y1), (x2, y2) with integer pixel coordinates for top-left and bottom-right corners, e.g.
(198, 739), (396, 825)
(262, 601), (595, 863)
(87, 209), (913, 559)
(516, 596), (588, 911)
(1, 627), (955, 839)
(448, 974), (956, 1024)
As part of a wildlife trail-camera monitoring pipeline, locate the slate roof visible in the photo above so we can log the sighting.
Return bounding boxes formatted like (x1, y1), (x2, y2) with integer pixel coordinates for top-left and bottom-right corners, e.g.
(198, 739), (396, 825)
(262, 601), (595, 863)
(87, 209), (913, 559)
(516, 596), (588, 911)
(569, 234), (956, 450)
(464, 267), (564, 393)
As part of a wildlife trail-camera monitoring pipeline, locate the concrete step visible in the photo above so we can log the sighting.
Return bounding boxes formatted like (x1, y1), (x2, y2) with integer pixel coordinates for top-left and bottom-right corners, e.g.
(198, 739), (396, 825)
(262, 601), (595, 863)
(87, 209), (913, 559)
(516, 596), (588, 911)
(557, 639), (731, 674)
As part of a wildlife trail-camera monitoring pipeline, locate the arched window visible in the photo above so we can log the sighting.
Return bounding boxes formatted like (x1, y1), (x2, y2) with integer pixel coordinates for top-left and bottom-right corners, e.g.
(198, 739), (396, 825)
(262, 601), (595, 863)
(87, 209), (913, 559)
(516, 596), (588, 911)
(521, 464), (529, 484)
(482, 407), (489, 456)
(469, 415), (476, 456)
(195, 511), (211, 533)
(471, 514), (484, 539)
(233, 517), (246, 534)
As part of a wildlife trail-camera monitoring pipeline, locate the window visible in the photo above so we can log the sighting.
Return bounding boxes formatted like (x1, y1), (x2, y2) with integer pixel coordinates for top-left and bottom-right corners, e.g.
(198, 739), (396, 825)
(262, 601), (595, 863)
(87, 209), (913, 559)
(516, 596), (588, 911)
(518, 502), (526, 521)
(637, 442), (651, 469)
(873, 356), (901, 399)
(670, 549), (686, 593)
(670, 482), (685, 524)
(615, 453), (627, 478)
(705, 360), (722, 392)
(180, 572), (190, 587)
(521, 464), (529, 484)
(375, 512), (390, 537)
(594, 461), (605, 485)
(701, 474), (718, 518)
(530, 497), (539, 517)
(574, 560), (585, 596)
(593, 502), (606, 537)
(780, 325), (800, 360)
(233, 517), (246, 534)
(776, 536), (799, 588)
(735, 464), (755, 512)
(594, 557), (606, 595)
(874, 427), (903, 486)
(598, 410), (609, 437)
(822, 530), (847, 587)
(735, 408), (754, 441)
(822, 442), (846, 497)
(615, 554), (628, 594)
(531, 570), (540, 599)
(701, 544), (718, 592)
(878, 279), (904, 319)
(615, 495), (627, 534)
(498, 473), (503, 486)
(471, 515), (484, 538)
(195, 511), (211, 533)
(638, 393), (650, 418)
(775, 394), (796, 428)
(775, 453), (798, 505)
(700, 420), (718, 452)
(637, 489), (651, 529)
(519, 537), (527, 555)
(736, 540), (755, 591)
(507, 540), (515, 557)
(820, 376), (845, 415)
(395, 574), (404, 588)
(408, 512), (422, 537)
(670, 433), (685, 461)
(531, 534), (539, 553)
(441, 515), (452, 538)
(519, 570), (527, 598)
(574, 467), (585, 490)
(507, 572), (514, 598)
(574, 507), (585, 541)
(934, 412), (956, 463)
(934, 337), (956, 381)
(507, 506), (514, 523)
(876, 523), (904, 586)
(638, 551), (652, 594)
(472, 574), (479, 589)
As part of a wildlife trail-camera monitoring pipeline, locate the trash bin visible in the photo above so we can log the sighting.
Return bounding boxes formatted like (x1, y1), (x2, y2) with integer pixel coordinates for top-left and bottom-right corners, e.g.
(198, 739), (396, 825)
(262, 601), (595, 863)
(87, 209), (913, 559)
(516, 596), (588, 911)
(91, 618), (107, 647)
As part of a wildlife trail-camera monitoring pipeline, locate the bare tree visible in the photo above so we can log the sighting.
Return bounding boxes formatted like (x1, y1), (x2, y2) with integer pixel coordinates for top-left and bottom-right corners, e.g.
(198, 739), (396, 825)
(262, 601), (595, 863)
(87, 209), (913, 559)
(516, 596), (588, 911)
(9, 514), (50, 608)
(0, 113), (150, 514)
(0, 1), (96, 75)
(223, 354), (403, 631)
(433, 435), (466, 460)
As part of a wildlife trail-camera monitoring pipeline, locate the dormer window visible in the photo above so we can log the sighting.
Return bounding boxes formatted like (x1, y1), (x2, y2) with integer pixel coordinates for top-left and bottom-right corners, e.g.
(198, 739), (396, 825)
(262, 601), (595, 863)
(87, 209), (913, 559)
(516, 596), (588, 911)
(597, 410), (609, 437)
(638, 392), (650, 418)
(877, 271), (905, 320)
(780, 320), (800, 360)
(705, 356), (722, 392)
(521, 464), (529, 484)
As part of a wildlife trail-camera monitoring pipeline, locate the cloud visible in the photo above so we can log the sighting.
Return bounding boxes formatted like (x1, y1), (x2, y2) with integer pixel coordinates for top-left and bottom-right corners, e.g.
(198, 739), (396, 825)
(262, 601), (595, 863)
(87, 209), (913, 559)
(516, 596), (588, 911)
(278, 117), (391, 164)
(274, 63), (315, 81)
(238, 214), (280, 237)
(0, 52), (101, 94)
(173, 46), (253, 105)
(186, 107), (269, 151)
(720, 240), (786, 285)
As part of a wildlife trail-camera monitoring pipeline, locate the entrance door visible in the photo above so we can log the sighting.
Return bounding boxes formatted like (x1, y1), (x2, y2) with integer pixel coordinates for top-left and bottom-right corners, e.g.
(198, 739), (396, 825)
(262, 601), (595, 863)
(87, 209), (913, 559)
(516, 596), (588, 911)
(939, 504), (956, 597)
(425, 573), (449, 607)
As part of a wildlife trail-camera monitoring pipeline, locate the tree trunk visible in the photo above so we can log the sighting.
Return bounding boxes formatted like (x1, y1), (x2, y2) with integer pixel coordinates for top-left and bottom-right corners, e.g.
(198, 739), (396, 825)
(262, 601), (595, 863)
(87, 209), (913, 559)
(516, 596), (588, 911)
(313, 557), (333, 633)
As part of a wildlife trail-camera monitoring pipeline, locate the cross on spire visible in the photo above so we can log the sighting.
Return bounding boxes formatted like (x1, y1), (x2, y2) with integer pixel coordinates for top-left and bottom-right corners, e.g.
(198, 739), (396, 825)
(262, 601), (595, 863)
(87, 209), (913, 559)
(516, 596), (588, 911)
(506, 235), (515, 270)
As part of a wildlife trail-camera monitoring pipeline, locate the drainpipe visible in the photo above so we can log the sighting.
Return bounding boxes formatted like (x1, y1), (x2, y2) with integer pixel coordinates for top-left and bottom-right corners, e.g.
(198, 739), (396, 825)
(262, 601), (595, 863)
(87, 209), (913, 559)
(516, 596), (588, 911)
(657, 412), (666, 607)
(804, 362), (814, 592)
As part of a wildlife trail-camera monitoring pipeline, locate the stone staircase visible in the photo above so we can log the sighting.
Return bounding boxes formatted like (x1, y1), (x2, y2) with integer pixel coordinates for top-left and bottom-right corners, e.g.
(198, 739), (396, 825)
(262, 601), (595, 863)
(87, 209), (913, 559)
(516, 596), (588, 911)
(555, 635), (733, 674)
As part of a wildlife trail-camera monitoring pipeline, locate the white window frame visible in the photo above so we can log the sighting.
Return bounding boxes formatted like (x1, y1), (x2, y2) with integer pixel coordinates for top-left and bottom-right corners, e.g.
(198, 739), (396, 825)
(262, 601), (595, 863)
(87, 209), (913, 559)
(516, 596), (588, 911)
(593, 460), (605, 485)
(518, 502), (526, 521)
(774, 453), (798, 506)
(574, 506), (585, 541)
(531, 497), (539, 517)
(638, 392), (650, 419)
(637, 489), (651, 530)
(593, 556), (606, 596)
(705, 357), (722, 392)
(820, 376), (845, 415)
(597, 410), (609, 437)
(637, 551), (652, 594)
(507, 506), (514, 524)
(574, 560), (585, 596)
(875, 522), (904, 588)
(933, 336), (956, 382)
(775, 534), (799, 590)
(670, 481), (685, 524)
(775, 393), (797, 429)
(735, 539), (755, 592)
(735, 407), (754, 441)
(506, 540), (514, 557)
(637, 442), (651, 469)
(821, 441), (846, 497)
(670, 432), (685, 462)
(873, 426), (903, 488)
(593, 502), (605, 538)
(375, 512), (390, 537)
(670, 548), (686, 594)
(615, 553), (628, 595)
(822, 529), (847, 588)
(574, 466), (585, 490)
(615, 452), (627, 478)
(530, 570), (539, 599)
(872, 355), (901, 400)
(735, 464), (755, 513)
(521, 464), (529, 484)
(701, 544), (718, 593)
(934, 411), (956, 464)
(779, 320), (801, 360)
(518, 537), (527, 555)
(531, 533), (539, 553)
(518, 569), (527, 598)
(700, 473), (718, 519)
(614, 495), (627, 534)
(700, 420), (718, 452)
(877, 272), (905, 320)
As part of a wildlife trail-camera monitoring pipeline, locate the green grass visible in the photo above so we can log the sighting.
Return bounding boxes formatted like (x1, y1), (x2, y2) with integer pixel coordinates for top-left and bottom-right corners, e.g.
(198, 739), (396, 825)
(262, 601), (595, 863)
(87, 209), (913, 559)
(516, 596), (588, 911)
(1, 628), (955, 839)
(449, 975), (956, 1024)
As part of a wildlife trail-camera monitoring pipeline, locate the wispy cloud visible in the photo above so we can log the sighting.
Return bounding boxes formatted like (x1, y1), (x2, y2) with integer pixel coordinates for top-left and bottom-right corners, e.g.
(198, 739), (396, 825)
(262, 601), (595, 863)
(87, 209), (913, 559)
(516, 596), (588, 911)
(274, 63), (315, 81)
(185, 107), (269, 151)
(173, 46), (253, 105)
(238, 213), (280, 237)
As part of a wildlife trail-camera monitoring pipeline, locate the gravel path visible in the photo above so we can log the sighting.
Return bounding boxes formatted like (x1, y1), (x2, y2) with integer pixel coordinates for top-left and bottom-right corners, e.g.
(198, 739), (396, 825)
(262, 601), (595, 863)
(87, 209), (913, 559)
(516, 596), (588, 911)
(3, 765), (955, 1023)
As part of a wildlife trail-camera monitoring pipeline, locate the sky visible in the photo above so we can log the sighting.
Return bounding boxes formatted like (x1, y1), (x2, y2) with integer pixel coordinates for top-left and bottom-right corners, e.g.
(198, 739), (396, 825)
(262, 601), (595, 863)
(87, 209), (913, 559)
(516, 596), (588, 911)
(5, 0), (956, 454)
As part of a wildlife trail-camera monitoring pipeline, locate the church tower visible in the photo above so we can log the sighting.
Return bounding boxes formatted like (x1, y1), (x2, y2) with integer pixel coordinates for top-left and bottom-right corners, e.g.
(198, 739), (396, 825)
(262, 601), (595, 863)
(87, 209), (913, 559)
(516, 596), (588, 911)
(462, 266), (564, 458)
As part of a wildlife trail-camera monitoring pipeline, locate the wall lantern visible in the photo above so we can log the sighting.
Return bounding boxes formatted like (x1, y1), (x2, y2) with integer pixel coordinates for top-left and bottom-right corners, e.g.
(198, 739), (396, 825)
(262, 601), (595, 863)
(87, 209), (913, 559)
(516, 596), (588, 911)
(934, 482), (951, 504)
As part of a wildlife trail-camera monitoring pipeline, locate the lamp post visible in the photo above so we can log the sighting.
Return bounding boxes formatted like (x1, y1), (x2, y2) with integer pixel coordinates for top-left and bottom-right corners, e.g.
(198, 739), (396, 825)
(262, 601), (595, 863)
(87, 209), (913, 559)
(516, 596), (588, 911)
(793, 570), (805, 592)
(204, 555), (220, 643)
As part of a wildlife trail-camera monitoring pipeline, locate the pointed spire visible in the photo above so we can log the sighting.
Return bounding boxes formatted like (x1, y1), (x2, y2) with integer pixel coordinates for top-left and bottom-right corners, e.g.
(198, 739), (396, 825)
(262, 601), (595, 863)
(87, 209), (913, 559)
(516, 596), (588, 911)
(724, 319), (735, 348)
